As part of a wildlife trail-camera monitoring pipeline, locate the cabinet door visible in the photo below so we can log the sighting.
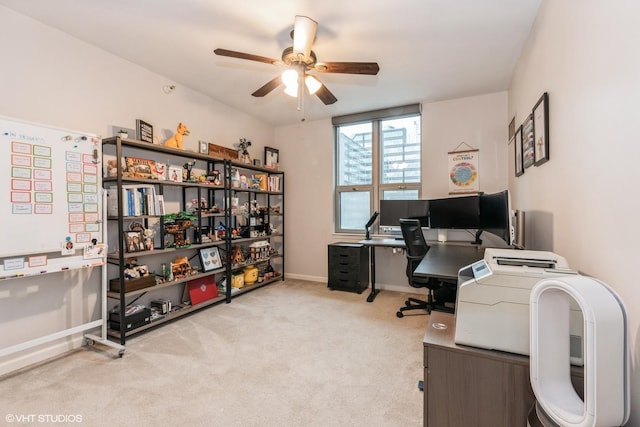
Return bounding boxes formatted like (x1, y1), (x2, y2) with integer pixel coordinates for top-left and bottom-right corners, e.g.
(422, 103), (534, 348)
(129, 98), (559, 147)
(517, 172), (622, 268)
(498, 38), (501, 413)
(426, 347), (534, 427)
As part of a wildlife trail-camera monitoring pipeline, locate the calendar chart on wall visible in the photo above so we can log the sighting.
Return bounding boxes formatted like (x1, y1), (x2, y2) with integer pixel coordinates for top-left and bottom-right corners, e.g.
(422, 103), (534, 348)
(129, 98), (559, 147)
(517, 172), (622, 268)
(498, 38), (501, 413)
(0, 115), (103, 263)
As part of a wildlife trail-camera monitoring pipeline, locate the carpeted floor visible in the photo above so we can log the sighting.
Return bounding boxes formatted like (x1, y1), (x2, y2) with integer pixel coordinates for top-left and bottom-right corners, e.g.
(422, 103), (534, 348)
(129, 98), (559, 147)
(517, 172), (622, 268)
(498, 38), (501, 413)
(0, 279), (429, 426)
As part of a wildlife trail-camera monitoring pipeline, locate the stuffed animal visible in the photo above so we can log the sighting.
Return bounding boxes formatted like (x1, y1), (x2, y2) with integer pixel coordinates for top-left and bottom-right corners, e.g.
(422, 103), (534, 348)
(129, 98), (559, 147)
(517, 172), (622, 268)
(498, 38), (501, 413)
(164, 122), (190, 149)
(107, 160), (119, 177)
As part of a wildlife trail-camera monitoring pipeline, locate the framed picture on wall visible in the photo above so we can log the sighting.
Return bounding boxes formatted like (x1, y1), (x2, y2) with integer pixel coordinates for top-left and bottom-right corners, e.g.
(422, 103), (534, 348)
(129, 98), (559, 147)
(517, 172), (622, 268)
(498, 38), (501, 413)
(533, 92), (550, 166)
(514, 125), (524, 177)
(522, 114), (535, 169)
(508, 116), (516, 140)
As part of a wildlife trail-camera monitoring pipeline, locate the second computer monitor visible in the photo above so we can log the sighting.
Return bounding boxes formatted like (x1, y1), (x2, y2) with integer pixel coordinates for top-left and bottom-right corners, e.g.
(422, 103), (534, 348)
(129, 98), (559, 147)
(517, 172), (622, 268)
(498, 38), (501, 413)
(428, 195), (481, 229)
(379, 199), (430, 231)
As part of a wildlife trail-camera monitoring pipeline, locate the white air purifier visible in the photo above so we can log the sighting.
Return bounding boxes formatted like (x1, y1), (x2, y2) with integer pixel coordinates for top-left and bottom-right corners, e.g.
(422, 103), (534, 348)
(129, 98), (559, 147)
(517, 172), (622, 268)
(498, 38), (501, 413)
(529, 276), (629, 427)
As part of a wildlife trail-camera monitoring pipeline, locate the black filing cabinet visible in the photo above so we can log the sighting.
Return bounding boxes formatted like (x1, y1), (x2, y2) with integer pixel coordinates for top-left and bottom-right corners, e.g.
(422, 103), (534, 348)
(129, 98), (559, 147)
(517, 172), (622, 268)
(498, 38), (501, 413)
(327, 243), (369, 293)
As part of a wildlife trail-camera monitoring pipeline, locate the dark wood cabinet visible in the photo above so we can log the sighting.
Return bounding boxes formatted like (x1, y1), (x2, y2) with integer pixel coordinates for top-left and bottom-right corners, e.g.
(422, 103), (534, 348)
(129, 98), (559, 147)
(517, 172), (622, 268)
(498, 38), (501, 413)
(423, 311), (583, 427)
(327, 243), (369, 293)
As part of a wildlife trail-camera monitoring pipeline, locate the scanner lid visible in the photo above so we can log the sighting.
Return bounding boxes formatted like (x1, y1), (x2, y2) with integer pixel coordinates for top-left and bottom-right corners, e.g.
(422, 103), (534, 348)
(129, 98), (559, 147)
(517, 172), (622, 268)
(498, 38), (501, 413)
(484, 248), (569, 270)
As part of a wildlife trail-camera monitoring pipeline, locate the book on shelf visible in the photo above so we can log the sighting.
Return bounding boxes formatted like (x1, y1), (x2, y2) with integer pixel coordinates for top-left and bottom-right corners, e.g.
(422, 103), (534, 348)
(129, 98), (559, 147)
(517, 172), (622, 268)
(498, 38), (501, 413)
(156, 195), (165, 215)
(106, 188), (119, 217)
(107, 184), (163, 217)
(267, 175), (281, 192)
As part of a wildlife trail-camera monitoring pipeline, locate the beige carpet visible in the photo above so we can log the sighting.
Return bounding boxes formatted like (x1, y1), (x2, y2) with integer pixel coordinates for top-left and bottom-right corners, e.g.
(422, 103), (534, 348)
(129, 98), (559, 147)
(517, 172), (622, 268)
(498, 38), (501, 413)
(0, 280), (429, 427)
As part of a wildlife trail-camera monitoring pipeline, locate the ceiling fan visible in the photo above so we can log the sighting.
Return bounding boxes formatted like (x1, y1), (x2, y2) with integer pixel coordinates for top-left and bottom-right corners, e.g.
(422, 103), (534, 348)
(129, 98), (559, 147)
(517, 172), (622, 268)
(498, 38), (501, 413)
(214, 15), (379, 106)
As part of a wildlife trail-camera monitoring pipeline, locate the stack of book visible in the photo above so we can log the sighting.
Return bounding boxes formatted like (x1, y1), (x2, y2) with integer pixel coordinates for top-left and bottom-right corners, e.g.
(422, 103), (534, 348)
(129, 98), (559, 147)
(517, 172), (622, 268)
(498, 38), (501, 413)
(106, 185), (165, 217)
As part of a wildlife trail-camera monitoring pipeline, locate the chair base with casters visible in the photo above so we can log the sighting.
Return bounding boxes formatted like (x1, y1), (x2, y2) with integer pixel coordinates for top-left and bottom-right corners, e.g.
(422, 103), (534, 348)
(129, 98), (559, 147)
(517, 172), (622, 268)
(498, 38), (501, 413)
(396, 280), (455, 317)
(396, 218), (457, 318)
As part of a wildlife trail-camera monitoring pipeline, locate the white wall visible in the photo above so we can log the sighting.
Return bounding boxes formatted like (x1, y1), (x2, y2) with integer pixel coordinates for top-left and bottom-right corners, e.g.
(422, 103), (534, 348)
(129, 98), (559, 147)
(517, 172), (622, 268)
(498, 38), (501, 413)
(0, 6), (274, 374)
(278, 92), (509, 289)
(508, 1), (640, 424)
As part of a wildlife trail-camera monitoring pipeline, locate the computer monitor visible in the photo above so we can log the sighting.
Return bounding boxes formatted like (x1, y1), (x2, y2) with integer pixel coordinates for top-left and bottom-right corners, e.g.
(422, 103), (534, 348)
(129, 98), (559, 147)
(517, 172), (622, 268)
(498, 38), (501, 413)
(428, 195), (481, 229)
(379, 199), (429, 232)
(479, 190), (512, 245)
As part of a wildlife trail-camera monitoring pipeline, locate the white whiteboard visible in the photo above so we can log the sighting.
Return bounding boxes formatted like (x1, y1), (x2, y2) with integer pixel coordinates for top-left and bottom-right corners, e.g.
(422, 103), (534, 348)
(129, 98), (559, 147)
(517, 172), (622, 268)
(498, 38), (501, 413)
(0, 115), (102, 258)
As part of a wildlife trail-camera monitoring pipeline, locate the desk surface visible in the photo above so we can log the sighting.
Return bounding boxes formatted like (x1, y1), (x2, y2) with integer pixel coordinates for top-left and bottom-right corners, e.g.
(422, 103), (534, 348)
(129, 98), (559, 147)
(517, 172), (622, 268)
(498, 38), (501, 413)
(423, 311), (530, 364)
(414, 243), (484, 281)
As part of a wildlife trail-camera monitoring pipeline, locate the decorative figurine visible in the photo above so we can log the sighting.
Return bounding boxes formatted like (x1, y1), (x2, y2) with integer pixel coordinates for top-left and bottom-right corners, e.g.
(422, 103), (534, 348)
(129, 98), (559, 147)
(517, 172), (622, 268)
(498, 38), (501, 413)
(237, 138), (252, 164)
(164, 122), (190, 149)
(207, 170), (221, 185)
(183, 159), (196, 181)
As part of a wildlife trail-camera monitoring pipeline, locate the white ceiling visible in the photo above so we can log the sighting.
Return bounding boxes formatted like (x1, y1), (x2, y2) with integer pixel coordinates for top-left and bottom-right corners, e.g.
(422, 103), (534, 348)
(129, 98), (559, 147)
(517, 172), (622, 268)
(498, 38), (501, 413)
(0, 0), (540, 126)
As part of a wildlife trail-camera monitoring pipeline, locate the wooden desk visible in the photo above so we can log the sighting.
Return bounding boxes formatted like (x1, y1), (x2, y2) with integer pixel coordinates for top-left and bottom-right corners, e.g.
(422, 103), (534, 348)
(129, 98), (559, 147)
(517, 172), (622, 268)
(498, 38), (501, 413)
(358, 238), (406, 302)
(423, 311), (583, 426)
(414, 243), (484, 281)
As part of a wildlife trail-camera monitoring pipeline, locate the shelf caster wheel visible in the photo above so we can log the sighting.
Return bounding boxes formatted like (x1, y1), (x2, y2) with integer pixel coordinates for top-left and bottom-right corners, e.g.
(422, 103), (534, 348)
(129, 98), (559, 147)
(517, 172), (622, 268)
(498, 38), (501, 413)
(118, 349), (125, 358)
(396, 311), (404, 318)
(85, 338), (95, 346)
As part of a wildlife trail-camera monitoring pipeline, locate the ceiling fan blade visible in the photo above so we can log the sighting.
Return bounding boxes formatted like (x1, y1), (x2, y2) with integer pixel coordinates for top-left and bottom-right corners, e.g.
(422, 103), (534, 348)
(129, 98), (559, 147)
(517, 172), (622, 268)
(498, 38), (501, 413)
(315, 83), (337, 105)
(293, 15), (317, 62)
(315, 61), (380, 75)
(214, 48), (280, 66)
(251, 76), (282, 97)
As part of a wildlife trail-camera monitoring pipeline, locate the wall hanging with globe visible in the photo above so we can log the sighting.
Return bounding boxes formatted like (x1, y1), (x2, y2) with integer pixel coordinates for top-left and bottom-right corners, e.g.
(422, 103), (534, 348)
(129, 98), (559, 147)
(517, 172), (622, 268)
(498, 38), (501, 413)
(448, 145), (479, 194)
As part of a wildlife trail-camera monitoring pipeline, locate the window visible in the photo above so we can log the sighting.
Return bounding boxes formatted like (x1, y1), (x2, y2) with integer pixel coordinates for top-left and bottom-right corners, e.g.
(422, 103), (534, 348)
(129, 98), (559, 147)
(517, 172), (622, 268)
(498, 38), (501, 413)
(333, 105), (422, 233)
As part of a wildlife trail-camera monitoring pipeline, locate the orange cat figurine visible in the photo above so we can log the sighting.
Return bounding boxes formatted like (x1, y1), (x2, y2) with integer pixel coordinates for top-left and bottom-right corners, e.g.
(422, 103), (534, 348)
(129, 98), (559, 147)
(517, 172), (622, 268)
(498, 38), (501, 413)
(164, 122), (190, 149)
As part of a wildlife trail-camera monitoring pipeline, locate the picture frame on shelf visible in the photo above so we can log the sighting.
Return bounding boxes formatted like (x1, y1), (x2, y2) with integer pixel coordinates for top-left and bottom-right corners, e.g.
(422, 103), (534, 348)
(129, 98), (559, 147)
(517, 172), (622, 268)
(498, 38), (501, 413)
(124, 156), (158, 179)
(155, 162), (167, 180)
(124, 231), (145, 253)
(264, 146), (279, 169)
(136, 119), (154, 143)
(199, 246), (222, 272)
(168, 165), (183, 182)
(199, 140), (209, 154)
(514, 125), (524, 177)
(533, 92), (550, 166)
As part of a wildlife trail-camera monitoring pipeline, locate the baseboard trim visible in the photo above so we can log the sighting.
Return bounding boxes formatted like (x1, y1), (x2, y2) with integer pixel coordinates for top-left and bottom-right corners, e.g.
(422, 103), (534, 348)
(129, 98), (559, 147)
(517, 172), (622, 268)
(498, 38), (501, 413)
(0, 335), (85, 378)
(283, 274), (428, 295)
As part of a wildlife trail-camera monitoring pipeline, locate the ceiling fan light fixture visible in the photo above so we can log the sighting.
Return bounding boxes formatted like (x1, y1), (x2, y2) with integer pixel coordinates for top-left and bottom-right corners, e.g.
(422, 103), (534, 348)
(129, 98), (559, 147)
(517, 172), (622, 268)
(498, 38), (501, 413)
(284, 83), (298, 97)
(305, 75), (321, 95)
(214, 15), (378, 107)
(281, 69), (298, 87)
(293, 15), (317, 60)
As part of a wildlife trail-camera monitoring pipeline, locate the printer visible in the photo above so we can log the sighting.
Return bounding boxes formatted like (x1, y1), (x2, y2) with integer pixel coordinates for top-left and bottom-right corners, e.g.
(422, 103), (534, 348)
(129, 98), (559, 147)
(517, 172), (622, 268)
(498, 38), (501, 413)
(454, 248), (584, 365)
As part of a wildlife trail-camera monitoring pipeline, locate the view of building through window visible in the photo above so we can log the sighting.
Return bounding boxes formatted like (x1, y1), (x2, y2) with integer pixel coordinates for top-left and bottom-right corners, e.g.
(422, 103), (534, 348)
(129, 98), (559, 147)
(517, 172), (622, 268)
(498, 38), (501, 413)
(335, 113), (421, 233)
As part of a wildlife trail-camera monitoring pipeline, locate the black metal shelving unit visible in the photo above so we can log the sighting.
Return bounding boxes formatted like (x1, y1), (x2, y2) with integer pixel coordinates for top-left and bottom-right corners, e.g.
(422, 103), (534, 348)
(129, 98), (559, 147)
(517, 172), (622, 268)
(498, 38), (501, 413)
(102, 137), (284, 345)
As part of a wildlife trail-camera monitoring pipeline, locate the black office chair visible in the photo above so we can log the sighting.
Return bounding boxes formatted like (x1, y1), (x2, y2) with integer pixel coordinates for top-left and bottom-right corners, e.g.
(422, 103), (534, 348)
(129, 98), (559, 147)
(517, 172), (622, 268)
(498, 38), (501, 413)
(396, 218), (454, 318)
